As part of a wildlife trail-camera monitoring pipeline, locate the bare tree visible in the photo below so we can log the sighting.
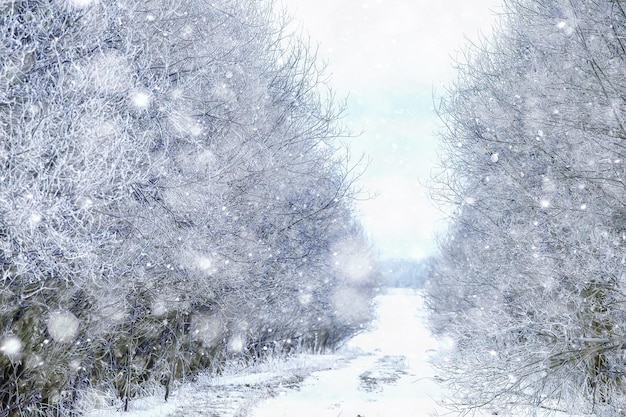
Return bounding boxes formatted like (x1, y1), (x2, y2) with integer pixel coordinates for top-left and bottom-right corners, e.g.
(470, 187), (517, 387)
(428, 0), (626, 415)
(0, 0), (375, 413)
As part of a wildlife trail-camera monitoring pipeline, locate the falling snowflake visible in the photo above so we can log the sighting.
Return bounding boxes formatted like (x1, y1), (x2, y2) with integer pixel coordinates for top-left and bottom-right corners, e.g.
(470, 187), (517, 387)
(298, 292), (312, 305)
(129, 89), (151, 109)
(332, 287), (371, 325)
(47, 311), (80, 343)
(76, 196), (94, 210)
(331, 238), (374, 283)
(68, 0), (95, 8)
(228, 335), (245, 353)
(29, 213), (42, 224)
(464, 196), (476, 205)
(0, 336), (22, 358)
(191, 315), (223, 347)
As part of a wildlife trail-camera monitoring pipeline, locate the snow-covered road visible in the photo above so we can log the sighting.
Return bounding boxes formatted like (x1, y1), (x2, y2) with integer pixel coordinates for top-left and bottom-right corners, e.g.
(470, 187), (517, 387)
(249, 288), (446, 417)
(87, 288), (446, 417)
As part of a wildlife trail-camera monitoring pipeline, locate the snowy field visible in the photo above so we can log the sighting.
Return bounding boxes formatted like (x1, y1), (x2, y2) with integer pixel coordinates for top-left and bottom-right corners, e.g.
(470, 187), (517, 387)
(86, 288), (447, 417)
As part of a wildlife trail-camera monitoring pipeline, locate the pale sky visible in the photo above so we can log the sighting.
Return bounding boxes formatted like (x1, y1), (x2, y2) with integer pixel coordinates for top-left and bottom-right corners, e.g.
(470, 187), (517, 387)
(280, 0), (502, 260)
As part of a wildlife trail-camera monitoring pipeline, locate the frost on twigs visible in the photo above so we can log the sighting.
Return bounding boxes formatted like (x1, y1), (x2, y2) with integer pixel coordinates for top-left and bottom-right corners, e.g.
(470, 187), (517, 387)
(427, 0), (626, 414)
(84, 51), (133, 94)
(0, 0), (371, 410)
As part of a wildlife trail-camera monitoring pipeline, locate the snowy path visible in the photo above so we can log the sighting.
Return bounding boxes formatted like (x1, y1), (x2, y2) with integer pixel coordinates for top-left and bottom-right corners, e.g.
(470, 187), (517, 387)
(249, 288), (446, 417)
(87, 289), (445, 417)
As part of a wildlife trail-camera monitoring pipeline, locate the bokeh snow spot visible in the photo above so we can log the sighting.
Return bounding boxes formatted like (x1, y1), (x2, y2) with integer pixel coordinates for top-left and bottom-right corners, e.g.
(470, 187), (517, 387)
(0, 336), (22, 358)
(464, 196), (476, 205)
(151, 298), (168, 317)
(331, 238), (374, 283)
(438, 335), (456, 352)
(195, 150), (216, 171)
(542, 177), (556, 193)
(70, 359), (83, 371)
(47, 311), (80, 343)
(298, 292), (312, 305)
(68, 0), (94, 8)
(332, 287), (371, 325)
(228, 335), (245, 353)
(191, 315), (223, 347)
(29, 212), (42, 225)
(129, 89), (151, 109)
(196, 256), (212, 271)
(76, 196), (94, 210)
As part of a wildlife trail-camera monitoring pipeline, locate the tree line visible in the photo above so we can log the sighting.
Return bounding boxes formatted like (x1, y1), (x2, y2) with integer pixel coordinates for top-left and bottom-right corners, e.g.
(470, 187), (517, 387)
(0, 0), (376, 414)
(428, 0), (626, 415)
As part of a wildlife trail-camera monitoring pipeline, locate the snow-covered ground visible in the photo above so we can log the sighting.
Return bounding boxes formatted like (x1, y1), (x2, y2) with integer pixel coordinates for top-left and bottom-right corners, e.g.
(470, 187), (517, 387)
(86, 288), (446, 417)
(250, 288), (445, 417)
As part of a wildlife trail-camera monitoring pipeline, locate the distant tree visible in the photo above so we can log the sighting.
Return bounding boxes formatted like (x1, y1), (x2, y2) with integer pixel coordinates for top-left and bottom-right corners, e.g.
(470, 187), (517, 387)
(0, 0), (374, 413)
(427, 0), (626, 415)
(377, 258), (432, 288)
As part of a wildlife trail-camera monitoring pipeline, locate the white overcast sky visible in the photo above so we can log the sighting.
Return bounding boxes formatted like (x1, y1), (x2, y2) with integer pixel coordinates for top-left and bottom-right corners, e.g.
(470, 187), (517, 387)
(280, 0), (502, 260)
